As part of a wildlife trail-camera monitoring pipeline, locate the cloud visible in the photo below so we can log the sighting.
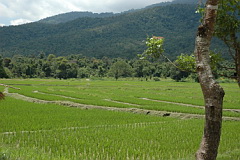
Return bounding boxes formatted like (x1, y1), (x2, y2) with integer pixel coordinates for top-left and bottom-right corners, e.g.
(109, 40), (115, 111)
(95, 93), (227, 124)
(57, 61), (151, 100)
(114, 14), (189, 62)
(0, 0), (172, 25)
(10, 19), (33, 26)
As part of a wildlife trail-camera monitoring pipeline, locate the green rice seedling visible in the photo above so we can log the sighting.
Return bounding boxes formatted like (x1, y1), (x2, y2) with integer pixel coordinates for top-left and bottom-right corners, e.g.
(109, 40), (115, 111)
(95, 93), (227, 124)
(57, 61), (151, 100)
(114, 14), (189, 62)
(1, 88), (240, 160)
(1, 118), (239, 159)
(4, 79), (240, 109)
(5, 79), (240, 118)
(0, 97), (176, 132)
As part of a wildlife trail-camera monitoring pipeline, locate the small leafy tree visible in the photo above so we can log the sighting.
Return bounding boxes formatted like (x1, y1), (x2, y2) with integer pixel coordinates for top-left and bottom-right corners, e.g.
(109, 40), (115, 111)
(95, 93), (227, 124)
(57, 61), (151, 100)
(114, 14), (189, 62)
(108, 61), (133, 80)
(215, 0), (240, 87)
(140, 36), (165, 59)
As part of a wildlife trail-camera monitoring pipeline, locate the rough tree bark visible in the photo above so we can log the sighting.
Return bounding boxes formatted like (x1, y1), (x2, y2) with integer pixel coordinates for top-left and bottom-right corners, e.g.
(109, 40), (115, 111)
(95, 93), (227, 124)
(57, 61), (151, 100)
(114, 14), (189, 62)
(233, 36), (240, 87)
(237, 49), (240, 87)
(194, 0), (225, 160)
(229, 33), (240, 88)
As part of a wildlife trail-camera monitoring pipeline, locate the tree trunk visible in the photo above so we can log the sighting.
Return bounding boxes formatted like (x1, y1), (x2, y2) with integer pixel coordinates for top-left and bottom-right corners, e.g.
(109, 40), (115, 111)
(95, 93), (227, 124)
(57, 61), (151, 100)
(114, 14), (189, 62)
(194, 0), (225, 159)
(237, 50), (240, 87)
(230, 33), (240, 88)
(233, 37), (240, 88)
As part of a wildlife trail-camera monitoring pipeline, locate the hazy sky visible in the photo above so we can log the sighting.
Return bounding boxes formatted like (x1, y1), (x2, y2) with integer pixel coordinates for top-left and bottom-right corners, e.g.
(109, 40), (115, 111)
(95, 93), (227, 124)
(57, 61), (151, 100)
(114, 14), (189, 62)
(0, 0), (173, 26)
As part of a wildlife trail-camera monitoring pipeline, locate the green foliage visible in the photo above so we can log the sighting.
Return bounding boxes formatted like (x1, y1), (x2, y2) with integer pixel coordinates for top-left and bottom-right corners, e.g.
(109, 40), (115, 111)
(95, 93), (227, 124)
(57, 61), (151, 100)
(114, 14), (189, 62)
(209, 51), (223, 70)
(0, 56), (8, 78)
(141, 37), (165, 59)
(132, 59), (155, 80)
(215, 0), (239, 41)
(1, 53), (231, 81)
(176, 51), (223, 72)
(153, 77), (161, 81)
(77, 67), (91, 78)
(0, 150), (10, 160)
(170, 68), (190, 82)
(108, 61), (133, 80)
(214, 0), (240, 86)
(176, 54), (196, 72)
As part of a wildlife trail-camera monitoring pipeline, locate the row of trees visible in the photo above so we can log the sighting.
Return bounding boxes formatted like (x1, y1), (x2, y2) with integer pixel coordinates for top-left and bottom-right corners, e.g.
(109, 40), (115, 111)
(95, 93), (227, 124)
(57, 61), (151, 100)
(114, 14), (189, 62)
(0, 53), (234, 81)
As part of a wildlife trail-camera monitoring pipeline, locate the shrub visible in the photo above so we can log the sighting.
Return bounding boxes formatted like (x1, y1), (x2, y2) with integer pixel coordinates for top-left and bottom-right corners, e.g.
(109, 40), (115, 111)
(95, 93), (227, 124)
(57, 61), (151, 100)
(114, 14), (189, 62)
(153, 77), (161, 81)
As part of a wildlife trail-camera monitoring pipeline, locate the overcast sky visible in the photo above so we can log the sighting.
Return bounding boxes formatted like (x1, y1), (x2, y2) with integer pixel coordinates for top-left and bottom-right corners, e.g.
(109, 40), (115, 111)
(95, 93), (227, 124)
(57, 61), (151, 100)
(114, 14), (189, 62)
(0, 0), (173, 26)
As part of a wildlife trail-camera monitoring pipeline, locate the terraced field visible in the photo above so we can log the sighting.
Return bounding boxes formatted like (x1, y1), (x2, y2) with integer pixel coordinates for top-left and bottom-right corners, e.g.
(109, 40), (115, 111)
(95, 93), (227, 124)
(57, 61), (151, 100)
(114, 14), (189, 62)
(0, 79), (239, 159)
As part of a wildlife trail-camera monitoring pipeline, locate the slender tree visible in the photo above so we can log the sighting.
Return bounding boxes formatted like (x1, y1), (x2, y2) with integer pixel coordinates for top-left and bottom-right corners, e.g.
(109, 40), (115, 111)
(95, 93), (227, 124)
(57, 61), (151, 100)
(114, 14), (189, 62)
(141, 1), (226, 159)
(215, 0), (240, 87)
(194, 0), (225, 159)
(108, 61), (133, 80)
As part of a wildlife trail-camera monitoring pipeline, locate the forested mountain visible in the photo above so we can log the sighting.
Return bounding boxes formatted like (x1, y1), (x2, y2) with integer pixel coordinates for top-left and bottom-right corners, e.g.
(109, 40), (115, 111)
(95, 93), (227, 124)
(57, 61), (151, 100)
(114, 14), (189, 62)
(0, 1), (226, 59)
(38, 12), (115, 24)
(38, 0), (199, 25)
(145, 0), (199, 8)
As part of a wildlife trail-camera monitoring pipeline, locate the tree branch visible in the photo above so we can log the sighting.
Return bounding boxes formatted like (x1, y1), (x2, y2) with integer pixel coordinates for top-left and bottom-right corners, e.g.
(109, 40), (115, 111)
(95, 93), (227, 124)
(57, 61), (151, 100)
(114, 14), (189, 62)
(161, 54), (196, 73)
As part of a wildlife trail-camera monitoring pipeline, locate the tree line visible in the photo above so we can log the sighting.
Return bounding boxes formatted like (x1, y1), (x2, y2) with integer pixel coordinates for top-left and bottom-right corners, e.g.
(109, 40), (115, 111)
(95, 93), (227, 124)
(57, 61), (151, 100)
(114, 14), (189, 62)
(0, 53), (234, 82)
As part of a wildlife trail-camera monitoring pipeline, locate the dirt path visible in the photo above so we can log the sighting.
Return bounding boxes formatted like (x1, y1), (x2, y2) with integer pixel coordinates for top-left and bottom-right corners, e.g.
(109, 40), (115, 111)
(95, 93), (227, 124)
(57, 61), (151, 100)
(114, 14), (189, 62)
(33, 90), (81, 100)
(140, 98), (240, 113)
(5, 88), (240, 121)
(104, 99), (140, 107)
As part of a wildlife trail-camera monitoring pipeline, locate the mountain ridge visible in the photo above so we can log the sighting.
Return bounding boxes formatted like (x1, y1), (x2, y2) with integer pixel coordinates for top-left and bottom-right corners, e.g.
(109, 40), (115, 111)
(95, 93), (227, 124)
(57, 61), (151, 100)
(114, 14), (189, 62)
(0, 1), (226, 59)
(38, 12), (116, 24)
(37, 0), (197, 25)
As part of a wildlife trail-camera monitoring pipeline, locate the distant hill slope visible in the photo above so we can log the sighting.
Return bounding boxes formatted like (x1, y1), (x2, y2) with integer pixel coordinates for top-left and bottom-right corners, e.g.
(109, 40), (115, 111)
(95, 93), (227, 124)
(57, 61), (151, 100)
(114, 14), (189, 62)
(38, 0), (198, 25)
(38, 12), (115, 24)
(0, 1), (225, 59)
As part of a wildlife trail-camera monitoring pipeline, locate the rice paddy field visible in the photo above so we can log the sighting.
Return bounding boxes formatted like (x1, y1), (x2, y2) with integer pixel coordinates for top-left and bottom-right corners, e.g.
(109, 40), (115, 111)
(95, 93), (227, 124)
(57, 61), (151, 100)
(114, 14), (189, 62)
(0, 78), (240, 159)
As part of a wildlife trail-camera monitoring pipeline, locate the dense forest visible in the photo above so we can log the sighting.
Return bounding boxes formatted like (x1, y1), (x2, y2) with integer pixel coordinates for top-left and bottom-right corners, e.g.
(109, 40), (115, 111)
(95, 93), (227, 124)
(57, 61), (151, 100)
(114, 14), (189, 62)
(0, 54), (234, 82)
(0, 2), (227, 59)
(38, 12), (116, 24)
